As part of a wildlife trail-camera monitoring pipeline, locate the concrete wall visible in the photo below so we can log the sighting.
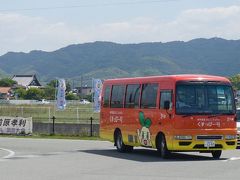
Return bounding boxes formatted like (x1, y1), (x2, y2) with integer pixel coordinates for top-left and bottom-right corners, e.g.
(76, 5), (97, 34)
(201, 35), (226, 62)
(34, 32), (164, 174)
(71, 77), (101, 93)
(33, 122), (99, 136)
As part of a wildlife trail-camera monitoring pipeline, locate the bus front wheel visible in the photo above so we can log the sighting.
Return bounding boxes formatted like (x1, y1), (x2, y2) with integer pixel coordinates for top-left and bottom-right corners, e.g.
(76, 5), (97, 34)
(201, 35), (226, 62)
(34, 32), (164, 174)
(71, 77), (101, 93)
(157, 134), (171, 158)
(211, 150), (222, 159)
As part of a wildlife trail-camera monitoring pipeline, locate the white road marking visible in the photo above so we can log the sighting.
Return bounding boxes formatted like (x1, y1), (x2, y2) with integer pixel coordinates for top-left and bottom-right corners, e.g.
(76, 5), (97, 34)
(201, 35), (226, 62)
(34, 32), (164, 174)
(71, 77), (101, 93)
(14, 155), (40, 158)
(0, 149), (77, 162)
(0, 148), (15, 159)
(226, 157), (240, 161)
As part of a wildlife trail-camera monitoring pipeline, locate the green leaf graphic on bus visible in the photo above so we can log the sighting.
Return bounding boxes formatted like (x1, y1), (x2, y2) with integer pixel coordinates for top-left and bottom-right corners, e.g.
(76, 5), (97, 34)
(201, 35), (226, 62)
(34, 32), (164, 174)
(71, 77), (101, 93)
(137, 112), (152, 147)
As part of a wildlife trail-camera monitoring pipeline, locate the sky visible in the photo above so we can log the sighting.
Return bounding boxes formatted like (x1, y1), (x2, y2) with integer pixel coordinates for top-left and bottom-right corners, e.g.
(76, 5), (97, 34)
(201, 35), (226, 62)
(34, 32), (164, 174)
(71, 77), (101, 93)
(0, 0), (240, 55)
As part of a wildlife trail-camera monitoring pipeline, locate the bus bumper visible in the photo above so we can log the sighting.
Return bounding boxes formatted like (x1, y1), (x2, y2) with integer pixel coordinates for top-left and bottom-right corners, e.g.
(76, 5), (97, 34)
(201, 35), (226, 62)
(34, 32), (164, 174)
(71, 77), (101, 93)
(170, 137), (237, 151)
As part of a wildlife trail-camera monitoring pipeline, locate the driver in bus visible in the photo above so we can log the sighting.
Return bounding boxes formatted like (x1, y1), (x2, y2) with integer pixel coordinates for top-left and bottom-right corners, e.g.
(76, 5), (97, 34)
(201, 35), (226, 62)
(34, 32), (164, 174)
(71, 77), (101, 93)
(176, 91), (189, 108)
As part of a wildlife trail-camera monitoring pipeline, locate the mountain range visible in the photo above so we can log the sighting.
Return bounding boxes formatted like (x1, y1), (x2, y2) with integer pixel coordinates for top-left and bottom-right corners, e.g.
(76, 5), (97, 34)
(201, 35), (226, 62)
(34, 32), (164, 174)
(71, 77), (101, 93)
(0, 37), (240, 84)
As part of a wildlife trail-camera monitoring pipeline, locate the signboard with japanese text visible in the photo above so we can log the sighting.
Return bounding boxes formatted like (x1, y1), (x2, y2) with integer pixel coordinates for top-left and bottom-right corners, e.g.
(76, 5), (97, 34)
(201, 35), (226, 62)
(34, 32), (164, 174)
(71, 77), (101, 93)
(0, 116), (32, 134)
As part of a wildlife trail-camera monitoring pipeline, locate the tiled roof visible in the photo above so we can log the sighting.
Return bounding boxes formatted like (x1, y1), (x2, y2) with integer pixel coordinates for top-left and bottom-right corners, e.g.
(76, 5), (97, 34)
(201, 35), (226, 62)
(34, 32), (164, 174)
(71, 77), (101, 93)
(12, 75), (41, 87)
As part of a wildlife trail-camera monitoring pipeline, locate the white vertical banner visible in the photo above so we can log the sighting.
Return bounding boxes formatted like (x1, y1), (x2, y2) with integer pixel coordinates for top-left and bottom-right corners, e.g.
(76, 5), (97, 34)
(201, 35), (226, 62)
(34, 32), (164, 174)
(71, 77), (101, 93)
(56, 79), (66, 110)
(93, 79), (102, 112)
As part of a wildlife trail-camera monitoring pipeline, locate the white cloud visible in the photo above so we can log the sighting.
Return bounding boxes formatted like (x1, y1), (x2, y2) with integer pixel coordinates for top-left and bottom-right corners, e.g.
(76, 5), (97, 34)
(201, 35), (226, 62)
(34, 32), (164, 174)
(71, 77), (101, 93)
(91, 5), (240, 43)
(0, 13), (86, 55)
(1, 5), (240, 55)
(166, 5), (240, 40)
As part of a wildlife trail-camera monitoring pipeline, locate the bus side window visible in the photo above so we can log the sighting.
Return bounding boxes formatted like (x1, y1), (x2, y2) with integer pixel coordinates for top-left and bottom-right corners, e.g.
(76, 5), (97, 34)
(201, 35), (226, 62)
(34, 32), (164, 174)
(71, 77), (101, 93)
(103, 86), (111, 107)
(160, 90), (172, 110)
(141, 84), (158, 109)
(125, 84), (141, 108)
(111, 85), (125, 108)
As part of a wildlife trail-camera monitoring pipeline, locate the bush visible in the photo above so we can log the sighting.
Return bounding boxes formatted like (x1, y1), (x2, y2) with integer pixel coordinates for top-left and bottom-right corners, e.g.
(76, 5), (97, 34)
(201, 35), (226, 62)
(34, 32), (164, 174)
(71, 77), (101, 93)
(66, 93), (79, 100)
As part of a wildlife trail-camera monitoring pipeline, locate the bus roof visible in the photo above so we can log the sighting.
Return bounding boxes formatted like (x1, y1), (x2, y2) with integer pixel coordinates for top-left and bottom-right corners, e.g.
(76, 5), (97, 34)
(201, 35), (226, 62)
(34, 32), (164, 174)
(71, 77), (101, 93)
(103, 74), (231, 84)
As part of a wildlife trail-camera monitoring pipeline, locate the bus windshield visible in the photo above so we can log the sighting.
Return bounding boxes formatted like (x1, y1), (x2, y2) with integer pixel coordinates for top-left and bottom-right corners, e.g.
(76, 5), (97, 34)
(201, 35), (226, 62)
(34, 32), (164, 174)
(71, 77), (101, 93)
(176, 84), (235, 115)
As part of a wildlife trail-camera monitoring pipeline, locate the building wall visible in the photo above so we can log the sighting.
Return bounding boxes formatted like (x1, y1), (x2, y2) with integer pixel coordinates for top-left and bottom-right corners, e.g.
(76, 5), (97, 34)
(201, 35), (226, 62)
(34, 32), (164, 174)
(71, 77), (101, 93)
(75, 87), (92, 96)
(33, 122), (99, 136)
(82, 88), (92, 95)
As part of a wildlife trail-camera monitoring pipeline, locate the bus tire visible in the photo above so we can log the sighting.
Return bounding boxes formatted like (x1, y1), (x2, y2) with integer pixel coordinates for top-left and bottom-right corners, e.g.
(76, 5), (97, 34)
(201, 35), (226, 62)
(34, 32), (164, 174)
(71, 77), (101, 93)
(157, 134), (171, 158)
(116, 131), (127, 153)
(211, 150), (222, 159)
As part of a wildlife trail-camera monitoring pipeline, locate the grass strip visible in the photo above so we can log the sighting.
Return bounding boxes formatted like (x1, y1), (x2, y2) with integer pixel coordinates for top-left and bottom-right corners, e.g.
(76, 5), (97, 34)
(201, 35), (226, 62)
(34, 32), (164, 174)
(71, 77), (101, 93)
(0, 133), (102, 141)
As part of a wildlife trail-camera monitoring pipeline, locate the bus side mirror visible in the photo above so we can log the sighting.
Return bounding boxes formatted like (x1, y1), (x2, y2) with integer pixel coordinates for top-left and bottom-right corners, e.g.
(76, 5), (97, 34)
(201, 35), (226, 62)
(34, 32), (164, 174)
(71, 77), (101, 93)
(235, 98), (238, 103)
(164, 101), (170, 110)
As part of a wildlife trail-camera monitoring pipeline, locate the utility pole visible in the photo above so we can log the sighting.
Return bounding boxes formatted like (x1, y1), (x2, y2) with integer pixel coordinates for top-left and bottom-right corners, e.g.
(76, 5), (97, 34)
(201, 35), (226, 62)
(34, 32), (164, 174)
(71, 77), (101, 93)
(80, 76), (83, 99)
(72, 79), (74, 90)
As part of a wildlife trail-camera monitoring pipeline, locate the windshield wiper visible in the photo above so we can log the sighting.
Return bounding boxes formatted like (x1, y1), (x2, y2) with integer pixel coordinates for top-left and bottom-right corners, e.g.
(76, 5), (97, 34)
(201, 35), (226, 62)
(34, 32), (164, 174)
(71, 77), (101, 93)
(182, 114), (195, 118)
(208, 113), (230, 118)
(208, 113), (224, 118)
(208, 112), (234, 118)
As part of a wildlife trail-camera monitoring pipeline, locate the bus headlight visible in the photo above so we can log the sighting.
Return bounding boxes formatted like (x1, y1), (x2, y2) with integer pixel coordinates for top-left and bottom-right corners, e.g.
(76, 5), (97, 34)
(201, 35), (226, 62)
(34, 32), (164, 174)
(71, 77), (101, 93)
(225, 135), (236, 140)
(174, 135), (192, 140)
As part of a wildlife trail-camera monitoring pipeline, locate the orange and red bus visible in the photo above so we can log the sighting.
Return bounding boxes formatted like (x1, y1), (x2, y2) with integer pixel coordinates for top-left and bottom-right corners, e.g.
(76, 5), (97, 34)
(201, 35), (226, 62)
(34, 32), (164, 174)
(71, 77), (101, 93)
(100, 74), (237, 159)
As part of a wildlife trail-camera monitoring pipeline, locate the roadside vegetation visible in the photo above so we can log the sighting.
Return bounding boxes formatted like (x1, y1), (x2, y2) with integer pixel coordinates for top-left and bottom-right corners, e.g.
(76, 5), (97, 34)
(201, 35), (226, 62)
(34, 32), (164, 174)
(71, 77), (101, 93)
(229, 74), (240, 90)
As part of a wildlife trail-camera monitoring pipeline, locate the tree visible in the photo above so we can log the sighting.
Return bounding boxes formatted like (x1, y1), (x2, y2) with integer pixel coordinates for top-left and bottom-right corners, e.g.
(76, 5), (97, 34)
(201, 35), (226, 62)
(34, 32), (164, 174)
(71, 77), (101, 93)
(66, 93), (79, 100)
(25, 88), (45, 100)
(14, 88), (27, 99)
(47, 80), (58, 88)
(66, 81), (71, 93)
(44, 79), (58, 100)
(229, 74), (240, 90)
(0, 78), (17, 87)
(44, 86), (56, 100)
(84, 94), (93, 102)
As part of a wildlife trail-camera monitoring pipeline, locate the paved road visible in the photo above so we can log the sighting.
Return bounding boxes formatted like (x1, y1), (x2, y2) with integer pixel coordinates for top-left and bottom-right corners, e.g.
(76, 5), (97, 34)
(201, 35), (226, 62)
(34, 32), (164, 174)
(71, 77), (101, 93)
(1, 137), (240, 180)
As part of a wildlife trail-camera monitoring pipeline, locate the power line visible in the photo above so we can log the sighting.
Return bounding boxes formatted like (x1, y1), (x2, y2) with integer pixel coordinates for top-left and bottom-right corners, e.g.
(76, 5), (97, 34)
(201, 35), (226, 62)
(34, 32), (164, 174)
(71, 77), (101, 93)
(0, 0), (181, 12)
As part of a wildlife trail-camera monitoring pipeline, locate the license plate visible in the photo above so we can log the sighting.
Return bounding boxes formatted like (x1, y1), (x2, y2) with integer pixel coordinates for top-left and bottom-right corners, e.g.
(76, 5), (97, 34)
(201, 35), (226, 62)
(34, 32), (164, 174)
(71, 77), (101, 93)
(204, 141), (215, 148)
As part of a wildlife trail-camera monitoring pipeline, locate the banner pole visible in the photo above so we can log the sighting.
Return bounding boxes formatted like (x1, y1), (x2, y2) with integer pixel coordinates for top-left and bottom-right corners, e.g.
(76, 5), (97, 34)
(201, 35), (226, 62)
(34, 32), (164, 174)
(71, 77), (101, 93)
(52, 78), (58, 135)
(92, 78), (94, 110)
(54, 78), (57, 117)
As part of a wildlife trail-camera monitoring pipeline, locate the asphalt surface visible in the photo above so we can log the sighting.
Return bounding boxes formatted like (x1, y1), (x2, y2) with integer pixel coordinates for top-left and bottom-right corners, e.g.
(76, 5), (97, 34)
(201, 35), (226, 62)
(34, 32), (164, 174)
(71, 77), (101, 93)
(1, 137), (240, 180)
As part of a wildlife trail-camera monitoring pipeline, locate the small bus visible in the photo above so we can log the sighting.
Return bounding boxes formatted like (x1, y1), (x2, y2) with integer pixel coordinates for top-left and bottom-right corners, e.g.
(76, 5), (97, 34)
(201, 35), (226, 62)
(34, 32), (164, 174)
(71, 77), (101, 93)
(100, 74), (237, 159)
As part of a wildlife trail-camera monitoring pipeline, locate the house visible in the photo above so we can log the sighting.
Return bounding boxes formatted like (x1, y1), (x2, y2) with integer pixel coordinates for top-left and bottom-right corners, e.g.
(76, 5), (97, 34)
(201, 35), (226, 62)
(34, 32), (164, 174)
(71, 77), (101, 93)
(12, 74), (42, 89)
(0, 87), (11, 99)
(75, 86), (92, 96)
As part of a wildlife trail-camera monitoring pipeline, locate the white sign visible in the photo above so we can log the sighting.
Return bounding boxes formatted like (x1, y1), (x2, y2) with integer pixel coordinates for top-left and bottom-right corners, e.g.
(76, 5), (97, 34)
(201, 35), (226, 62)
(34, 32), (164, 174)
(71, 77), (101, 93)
(0, 116), (32, 135)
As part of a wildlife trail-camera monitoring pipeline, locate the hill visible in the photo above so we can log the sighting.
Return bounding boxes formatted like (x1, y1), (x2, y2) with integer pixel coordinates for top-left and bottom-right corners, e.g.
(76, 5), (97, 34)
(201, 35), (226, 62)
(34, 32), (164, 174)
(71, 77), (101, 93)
(0, 38), (240, 83)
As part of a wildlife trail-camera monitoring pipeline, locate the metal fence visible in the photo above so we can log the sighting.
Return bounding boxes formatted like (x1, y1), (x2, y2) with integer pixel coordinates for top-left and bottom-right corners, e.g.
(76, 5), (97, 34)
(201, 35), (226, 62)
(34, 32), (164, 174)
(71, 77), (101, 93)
(0, 105), (99, 124)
